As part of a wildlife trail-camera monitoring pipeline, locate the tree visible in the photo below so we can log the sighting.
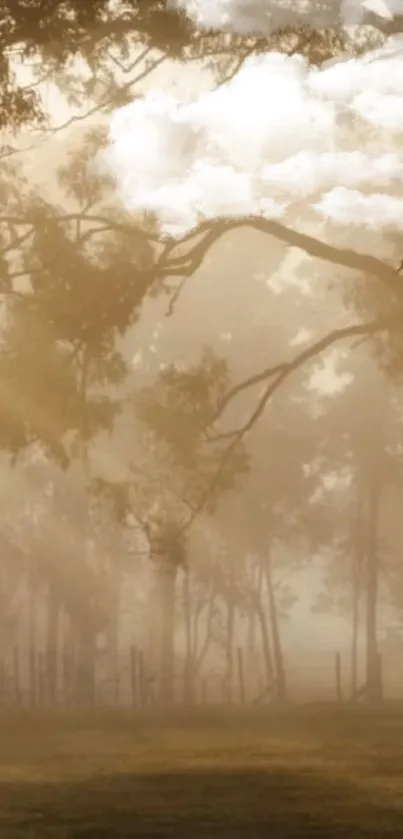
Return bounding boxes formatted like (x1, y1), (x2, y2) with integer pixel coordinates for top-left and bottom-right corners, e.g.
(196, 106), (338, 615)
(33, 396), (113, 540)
(305, 346), (403, 702)
(1, 0), (390, 147)
(91, 348), (248, 705)
(0, 1), (197, 130)
(102, 6), (403, 427)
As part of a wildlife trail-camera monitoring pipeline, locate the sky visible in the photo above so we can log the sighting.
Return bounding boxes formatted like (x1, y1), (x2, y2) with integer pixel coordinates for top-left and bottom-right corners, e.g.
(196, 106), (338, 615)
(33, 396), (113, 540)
(104, 30), (403, 239)
(170, 0), (403, 30)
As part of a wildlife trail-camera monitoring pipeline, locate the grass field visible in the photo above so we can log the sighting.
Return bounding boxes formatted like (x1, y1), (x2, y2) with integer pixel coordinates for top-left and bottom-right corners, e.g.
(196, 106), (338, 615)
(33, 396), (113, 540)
(1, 706), (403, 837)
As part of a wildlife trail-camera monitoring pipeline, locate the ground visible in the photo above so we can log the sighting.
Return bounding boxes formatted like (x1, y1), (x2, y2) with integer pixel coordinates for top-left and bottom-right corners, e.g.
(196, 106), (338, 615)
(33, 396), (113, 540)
(1, 706), (403, 837)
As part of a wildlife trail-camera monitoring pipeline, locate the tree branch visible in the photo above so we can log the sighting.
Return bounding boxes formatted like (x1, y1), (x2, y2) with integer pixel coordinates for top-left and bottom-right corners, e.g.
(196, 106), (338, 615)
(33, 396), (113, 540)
(0, 53), (166, 161)
(0, 212), (161, 244)
(166, 217), (403, 298)
(210, 316), (398, 436)
(185, 314), (400, 526)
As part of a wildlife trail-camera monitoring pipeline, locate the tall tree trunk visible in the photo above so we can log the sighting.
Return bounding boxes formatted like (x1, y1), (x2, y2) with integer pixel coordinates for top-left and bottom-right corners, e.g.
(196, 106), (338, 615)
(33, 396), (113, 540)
(158, 561), (176, 706)
(74, 618), (96, 706)
(74, 356), (96, 707)
(246, 604), (257, 666)
(148, 557), (177, 706)
(351, 485), (364, 699)
(193, 591), (216, 691)
(351, 544), (360, 700)
(264, 551), (287, 702)
(182, 568), (194, 705)
(0, 568), (4, 660)
(245, 603), (258, 697)
(246, 561), (262, 692)
(46, 581), (60, 705)
(104, 561), (121, 704)
(27, 569), (38, 705)
(105, 616), (119, 707)
(62, 609), (75, 706)
(250, 589), (274, 692)
(27, 570), (38, 651)
(225, 591), (235, 704)
(365, 456), (383, 704)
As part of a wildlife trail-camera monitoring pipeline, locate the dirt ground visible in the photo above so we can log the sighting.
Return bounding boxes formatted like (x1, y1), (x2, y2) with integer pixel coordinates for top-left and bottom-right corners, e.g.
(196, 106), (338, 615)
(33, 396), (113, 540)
(1, 706), (403, 837)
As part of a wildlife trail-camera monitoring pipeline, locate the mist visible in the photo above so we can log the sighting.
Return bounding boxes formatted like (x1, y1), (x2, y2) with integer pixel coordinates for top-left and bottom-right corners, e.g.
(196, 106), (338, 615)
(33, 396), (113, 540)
(0, 4), (402, 714)
(3, 2), (403, 836)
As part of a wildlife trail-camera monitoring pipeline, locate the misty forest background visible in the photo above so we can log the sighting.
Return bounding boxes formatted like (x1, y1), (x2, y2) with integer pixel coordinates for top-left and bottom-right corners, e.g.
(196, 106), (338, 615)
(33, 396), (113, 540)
(0, 0), (402, 710)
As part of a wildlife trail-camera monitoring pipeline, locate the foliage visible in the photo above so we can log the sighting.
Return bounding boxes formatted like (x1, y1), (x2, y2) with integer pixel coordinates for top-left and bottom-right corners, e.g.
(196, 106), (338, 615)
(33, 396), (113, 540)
(90, 348), (250, 577)
(0, 135), (157, 462)
(134, 348), (250, 513)
(0, 0), (391, 134)
(0, 0), (195, 129)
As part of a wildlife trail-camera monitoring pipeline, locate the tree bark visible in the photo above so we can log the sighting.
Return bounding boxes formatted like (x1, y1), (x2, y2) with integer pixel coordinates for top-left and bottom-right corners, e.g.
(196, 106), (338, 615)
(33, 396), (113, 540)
(249, 589), (274, 691)
(351, 484), (364, 699)
(158, 561), (176, 706)
(194, 594), (215, 681)
(62, 610), (74, 706)
(182, 567), (194, 704)
(365, 456), (383, 704)
(246, 561), (262, 691)
(104, 563), (121, 704)
(45, 580), (60, 705)
(27, 569), (38, 706)
(225, 590), (235, 704)
(264, 551), (287, 703)
(74, 619), (96, 706)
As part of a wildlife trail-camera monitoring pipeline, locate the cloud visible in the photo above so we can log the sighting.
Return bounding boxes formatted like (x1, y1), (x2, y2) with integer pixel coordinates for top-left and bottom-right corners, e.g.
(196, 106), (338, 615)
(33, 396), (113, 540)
(168, 0), (403, 31)
(314, 188), (403, 228)
(103, 34), (403, 237)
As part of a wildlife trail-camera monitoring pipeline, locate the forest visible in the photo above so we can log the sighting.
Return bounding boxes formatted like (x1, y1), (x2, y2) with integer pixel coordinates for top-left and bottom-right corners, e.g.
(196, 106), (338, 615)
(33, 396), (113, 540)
(1, 3), (403, 837)
(0, 0), (402, 719)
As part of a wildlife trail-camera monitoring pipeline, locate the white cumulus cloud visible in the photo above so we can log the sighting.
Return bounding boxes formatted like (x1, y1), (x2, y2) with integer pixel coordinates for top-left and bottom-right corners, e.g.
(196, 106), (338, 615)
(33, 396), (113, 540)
(169, 0), (403, 31)
(103, 27), (403, 238)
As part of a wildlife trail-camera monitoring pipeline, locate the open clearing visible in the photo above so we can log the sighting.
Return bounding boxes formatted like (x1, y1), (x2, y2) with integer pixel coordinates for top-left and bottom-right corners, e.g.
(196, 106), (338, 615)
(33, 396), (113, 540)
(1, 707), (403, 837)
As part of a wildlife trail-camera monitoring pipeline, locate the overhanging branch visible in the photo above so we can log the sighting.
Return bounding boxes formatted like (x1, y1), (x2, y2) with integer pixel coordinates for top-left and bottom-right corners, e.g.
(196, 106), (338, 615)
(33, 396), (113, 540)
(211, 318), (394, 436)
(166, 217), (403, 298)
(195, 313), (401, 518)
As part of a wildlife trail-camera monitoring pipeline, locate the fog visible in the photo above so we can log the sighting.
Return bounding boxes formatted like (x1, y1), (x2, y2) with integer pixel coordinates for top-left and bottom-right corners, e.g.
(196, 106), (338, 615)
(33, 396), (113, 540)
(0, 2), (402, 713)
